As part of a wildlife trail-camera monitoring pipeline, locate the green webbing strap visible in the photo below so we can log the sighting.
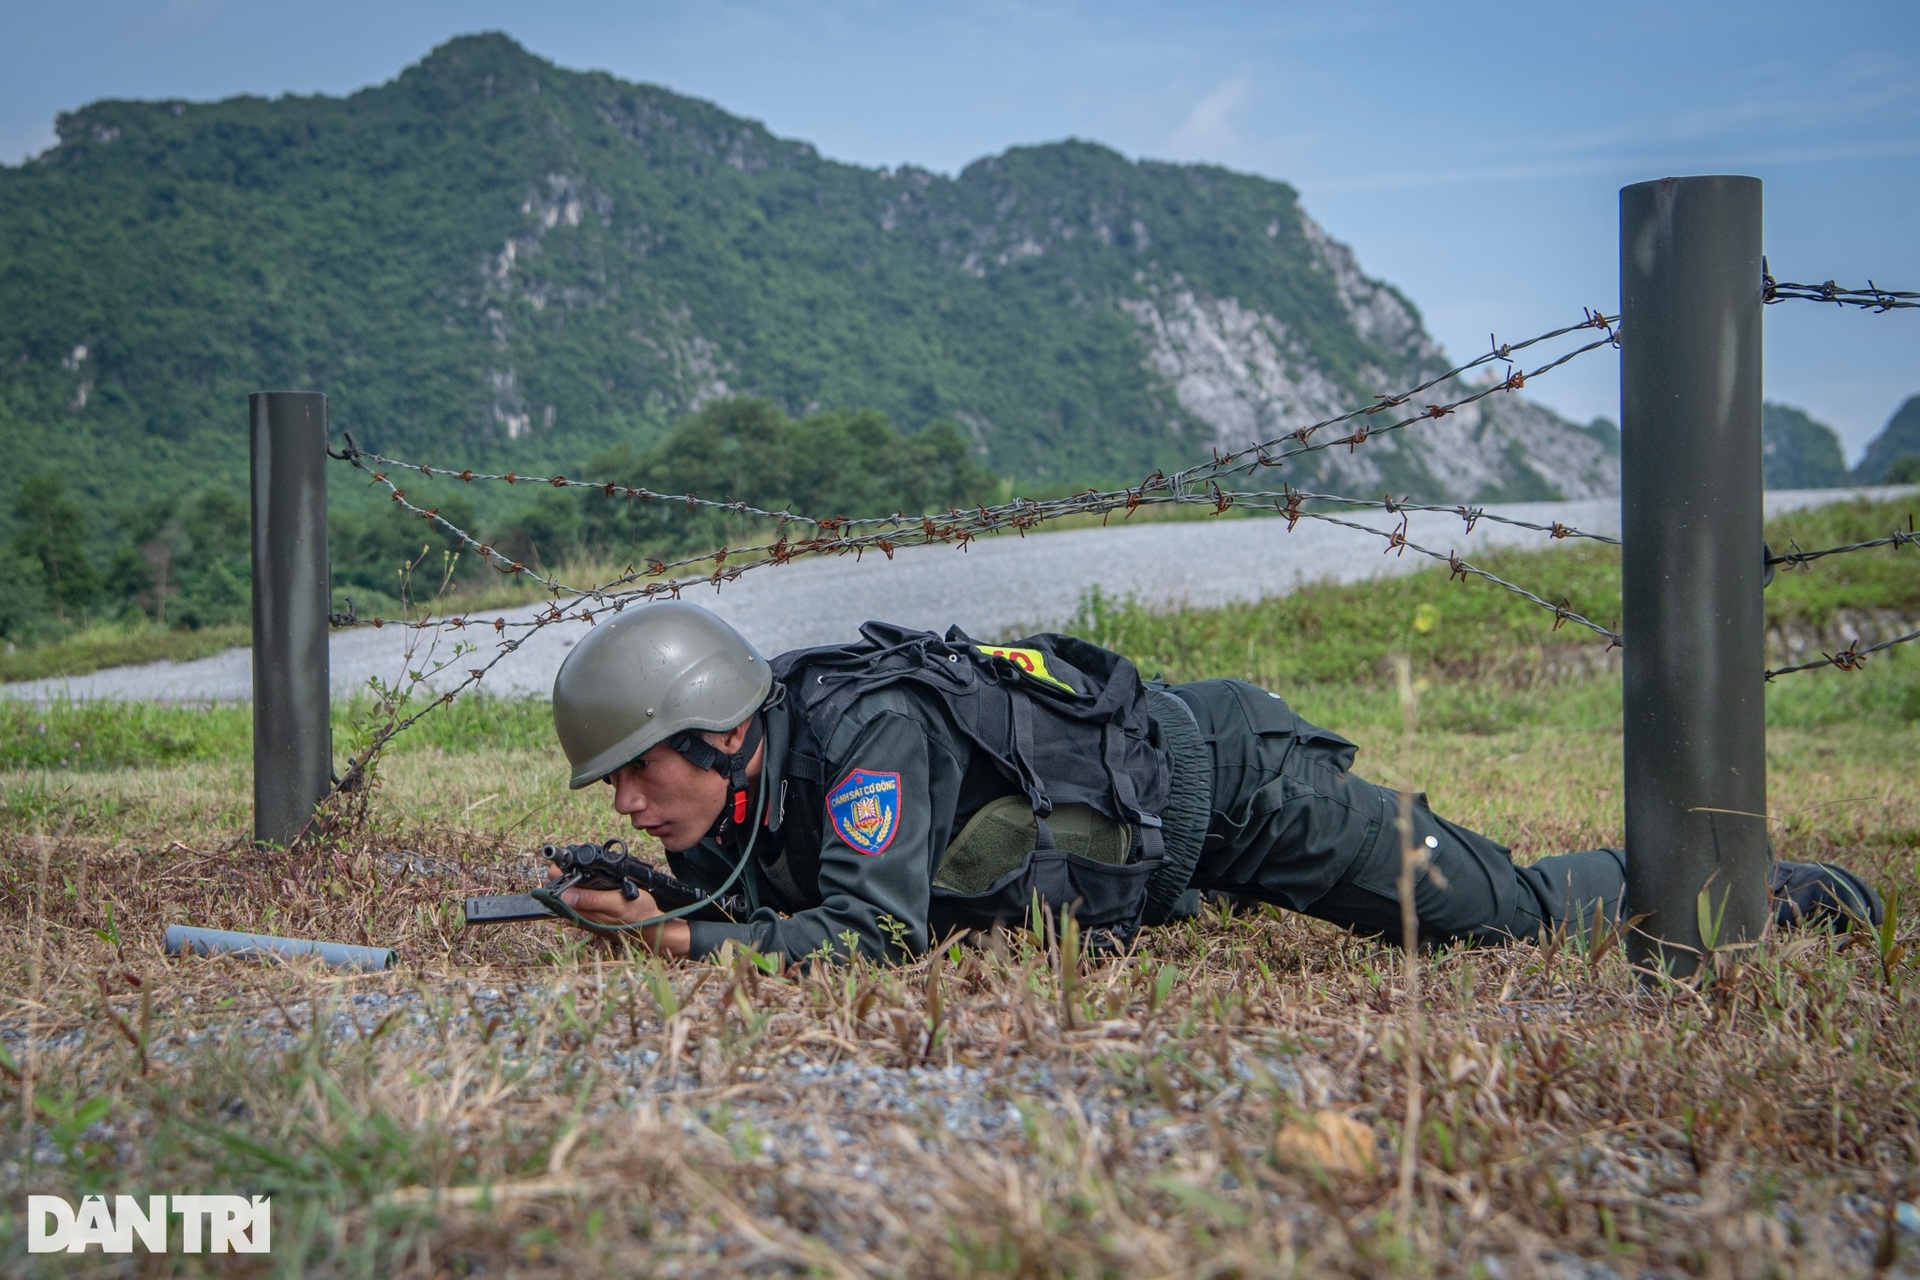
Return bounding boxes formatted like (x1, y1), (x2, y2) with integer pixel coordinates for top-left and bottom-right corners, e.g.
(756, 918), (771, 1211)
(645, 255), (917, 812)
(531, 774), (765, 939)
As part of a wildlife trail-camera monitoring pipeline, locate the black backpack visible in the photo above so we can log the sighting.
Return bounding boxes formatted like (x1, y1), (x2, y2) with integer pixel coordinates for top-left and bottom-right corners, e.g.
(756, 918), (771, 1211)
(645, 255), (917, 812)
(770, 622), (1210, 932)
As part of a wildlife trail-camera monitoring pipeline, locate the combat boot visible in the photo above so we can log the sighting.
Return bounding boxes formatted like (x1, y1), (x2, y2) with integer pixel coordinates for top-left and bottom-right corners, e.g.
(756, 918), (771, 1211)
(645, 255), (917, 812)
(1771, 860), (1884, 932)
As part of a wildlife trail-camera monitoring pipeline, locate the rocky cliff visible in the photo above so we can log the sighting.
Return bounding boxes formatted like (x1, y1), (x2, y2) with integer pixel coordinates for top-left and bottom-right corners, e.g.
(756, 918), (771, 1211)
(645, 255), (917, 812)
(0, 32), (1618, 514)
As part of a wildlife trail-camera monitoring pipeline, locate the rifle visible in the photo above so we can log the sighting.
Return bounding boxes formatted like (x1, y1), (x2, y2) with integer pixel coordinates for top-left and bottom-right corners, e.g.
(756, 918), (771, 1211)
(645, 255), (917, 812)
(463, 839), (747, 927)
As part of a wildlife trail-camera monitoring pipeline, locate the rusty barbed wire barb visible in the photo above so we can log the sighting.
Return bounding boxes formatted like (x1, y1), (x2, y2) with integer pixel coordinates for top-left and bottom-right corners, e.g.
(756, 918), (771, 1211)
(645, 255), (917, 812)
(1183, 331), (1619, 490)
(332, 439), (933, 534)
(330, 474), (1628, 634)
(1766, 627), (1920, 679)
(334, 444), (598, 600)
(335, 313), (1618, 551)
(1291, 511), (1622, 645)
(1258, 489), (1619, 544)
(1827, 642), (1866, 672)
(1762, 260), (1918, 312)
(1382, 508), (1410, 555)
(1766, 517), (1917, 568)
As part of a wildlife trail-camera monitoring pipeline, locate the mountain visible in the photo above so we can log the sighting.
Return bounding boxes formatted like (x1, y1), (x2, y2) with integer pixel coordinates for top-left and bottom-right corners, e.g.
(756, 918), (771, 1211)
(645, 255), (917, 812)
(1854, 396), (1920, 484)
(1762, 402), (1850, 489)
(0, 32), (1618, 528)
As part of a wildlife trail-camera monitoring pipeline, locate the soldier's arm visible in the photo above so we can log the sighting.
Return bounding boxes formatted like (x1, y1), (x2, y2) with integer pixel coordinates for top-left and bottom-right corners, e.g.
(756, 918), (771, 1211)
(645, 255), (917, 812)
(544, 838), (735, 958)
(685, 708), (951, 964)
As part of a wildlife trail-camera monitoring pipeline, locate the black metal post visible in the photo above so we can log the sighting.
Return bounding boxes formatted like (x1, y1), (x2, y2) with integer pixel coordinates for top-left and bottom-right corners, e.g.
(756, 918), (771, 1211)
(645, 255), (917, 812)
(249, 391), (332, 849)
(1620, 176), (1768, 978)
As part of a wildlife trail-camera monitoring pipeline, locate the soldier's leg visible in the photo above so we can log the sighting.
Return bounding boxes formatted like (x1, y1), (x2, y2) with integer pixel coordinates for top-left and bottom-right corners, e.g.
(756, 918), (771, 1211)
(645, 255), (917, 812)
(1305, 797), (1626, 945)
(1171, 679), (1622, 945)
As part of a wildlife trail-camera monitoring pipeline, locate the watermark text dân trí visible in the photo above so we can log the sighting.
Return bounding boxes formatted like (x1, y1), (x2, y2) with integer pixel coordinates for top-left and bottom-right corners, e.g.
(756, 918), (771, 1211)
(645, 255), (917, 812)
(26, 1194), (271, 1253)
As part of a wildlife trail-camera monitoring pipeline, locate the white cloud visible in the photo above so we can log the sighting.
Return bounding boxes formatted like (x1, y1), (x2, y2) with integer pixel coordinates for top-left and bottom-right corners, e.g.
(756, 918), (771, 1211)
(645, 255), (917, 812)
(1169, 73), (1250, 159)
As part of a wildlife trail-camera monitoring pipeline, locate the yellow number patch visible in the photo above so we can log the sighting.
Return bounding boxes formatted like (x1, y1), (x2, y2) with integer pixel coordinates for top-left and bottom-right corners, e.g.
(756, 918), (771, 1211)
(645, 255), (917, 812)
(975, 645), (1073, 691)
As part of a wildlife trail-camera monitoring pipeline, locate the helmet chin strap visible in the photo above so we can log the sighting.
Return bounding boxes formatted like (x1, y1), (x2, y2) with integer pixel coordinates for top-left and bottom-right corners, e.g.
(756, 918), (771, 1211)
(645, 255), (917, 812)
(667, 715), (765, 832)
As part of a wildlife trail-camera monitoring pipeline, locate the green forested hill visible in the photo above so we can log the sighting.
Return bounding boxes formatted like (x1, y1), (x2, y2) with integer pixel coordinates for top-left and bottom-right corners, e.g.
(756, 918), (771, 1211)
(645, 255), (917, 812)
(2, 33), (1631, 651)
(1856, 396), (1920, 484)
(1762, 402), (1850, 488)
(0, 31), (1442, 507)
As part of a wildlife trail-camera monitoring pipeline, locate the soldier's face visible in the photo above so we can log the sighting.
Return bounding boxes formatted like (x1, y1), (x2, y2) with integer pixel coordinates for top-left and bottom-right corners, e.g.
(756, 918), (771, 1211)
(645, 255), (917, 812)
(607, 738), (728, 852)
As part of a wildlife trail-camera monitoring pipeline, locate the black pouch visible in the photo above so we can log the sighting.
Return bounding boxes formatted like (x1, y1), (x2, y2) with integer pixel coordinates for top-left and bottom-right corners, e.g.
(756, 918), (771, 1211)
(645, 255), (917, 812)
(931, 847), (1160, 932)
(928, 796), (1160, 932)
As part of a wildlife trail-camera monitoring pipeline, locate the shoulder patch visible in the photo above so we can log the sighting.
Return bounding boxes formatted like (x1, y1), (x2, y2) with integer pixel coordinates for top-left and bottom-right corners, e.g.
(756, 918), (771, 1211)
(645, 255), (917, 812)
(826, 769), (902, 855)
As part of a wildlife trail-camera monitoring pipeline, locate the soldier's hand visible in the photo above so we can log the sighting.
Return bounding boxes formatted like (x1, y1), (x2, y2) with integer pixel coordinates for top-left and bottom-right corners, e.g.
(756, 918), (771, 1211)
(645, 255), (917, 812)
(544, 862), (664, 925)
(545, 866), (690, 956)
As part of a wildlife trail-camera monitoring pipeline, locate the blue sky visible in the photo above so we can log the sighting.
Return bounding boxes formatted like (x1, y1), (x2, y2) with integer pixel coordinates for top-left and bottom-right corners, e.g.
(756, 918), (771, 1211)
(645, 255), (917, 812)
(3, 0), (1915, 459)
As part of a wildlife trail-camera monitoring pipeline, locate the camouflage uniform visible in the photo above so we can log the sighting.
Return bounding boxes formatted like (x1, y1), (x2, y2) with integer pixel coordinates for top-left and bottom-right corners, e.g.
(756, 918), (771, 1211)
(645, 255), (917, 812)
(668, 673), (1624, 963)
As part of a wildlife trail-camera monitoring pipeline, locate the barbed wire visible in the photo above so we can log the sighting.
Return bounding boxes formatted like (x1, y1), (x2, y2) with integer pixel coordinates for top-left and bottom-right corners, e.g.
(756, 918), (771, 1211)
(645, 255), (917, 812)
(1763, 261), (1917, 313)
(326, 447), (1913, 792)
(322, 465), (1899, 788)
(331, 476), (1625, 636)
(1760, 516), (1917, 679)
(1288, 510), (1621, 645)
(1767, 517), (1917, 569)
(324, 307), (1621, 635)
(319, 482), (1631, 795)
(326, 318), (1621, 620)
(332, 309), (1621, 530)
(1266, 490), (1618, 545)
(330, 446), (596, 598)
(317, 312), (1629, 786)
(331, 434), (873, 532)
(1766, 627), (1920, 680)
(321, 287), (1920, 745)
(1169, 320), (1620, 490)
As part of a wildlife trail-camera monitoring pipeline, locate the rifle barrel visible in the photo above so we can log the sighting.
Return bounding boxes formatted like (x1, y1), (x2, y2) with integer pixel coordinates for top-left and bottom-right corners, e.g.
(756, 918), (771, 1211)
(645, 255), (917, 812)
(464, 893), (557, 925)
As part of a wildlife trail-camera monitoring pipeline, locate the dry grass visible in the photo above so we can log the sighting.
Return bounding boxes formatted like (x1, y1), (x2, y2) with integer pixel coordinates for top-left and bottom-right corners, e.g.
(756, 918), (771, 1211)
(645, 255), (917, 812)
(3, 709), (1918, 1277)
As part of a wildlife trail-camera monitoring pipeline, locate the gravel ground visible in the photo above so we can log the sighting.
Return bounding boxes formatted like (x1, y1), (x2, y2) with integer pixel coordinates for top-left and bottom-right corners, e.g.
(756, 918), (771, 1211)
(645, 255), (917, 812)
(3, 488), (1905, 705)
(4, 981), (1909, 1278)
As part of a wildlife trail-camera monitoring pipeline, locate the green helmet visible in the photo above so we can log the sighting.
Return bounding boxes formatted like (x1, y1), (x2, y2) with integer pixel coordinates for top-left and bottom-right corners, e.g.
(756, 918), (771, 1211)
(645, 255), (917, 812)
(551, 601), (773, 789)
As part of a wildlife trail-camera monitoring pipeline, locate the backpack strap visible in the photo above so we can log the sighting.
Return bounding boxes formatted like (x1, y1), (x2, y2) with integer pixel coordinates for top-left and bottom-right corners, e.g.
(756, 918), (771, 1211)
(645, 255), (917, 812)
(1006, 686), (1053, 816)
(1102, 721), (1144, 819)
(1141, 689), (1212, 926)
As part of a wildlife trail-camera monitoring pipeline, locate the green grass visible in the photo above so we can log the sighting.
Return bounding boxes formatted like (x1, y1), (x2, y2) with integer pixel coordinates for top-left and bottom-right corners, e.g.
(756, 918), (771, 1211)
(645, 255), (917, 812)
(1068, 494), (1920, 735)
(2, 716), (1916, 1275)
(0, 646), (1739, 776)
(1, 499), (1916, 1276)
(2, 496), (1914, 771)
(1099, 495), (1920, 683)
(0, 694), (556, 771)
(0, 621), (249, 683)
(1761, 494), (1920, 627)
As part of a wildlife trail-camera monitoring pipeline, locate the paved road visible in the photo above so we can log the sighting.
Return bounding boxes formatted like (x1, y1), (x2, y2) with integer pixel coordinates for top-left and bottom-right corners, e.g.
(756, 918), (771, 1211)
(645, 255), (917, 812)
(6, 487), (1907, 704)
